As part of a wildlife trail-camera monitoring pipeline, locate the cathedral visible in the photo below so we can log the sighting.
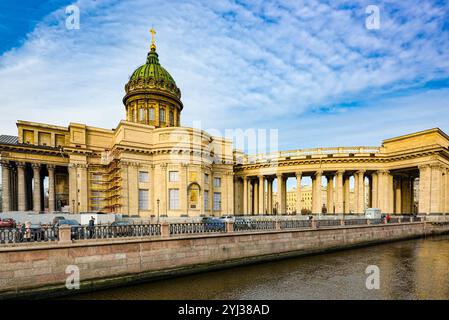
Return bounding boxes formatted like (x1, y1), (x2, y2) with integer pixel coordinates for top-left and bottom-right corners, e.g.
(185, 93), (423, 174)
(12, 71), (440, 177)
(1, 32), (449, 217)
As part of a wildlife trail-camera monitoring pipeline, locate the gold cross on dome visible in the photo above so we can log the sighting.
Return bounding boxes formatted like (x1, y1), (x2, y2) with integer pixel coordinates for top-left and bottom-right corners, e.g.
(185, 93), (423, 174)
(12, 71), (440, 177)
(150, 27), (156, 48)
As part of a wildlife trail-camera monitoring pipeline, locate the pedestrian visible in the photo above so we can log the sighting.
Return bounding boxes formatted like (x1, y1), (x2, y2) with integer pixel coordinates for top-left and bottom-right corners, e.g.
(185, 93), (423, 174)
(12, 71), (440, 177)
(88, 216), (95, 238)
(386, 213), (391, 224)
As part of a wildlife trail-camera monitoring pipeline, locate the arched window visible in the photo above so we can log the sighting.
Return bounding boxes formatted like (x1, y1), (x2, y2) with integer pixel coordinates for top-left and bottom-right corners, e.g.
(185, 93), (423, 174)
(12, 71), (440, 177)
(159, 108), (166, 123)
(169, 110), (174, 126)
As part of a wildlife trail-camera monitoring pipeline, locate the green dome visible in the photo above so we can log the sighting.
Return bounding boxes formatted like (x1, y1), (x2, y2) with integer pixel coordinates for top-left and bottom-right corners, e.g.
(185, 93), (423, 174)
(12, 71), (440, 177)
(125, 46), (181, 99)
(130, 47), (176, 85)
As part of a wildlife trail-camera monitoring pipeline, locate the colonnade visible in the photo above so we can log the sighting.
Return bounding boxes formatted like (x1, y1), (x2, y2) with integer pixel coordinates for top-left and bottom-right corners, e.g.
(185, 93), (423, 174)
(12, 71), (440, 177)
(238, 168), (423, 215)
(1, 160), (61, 213)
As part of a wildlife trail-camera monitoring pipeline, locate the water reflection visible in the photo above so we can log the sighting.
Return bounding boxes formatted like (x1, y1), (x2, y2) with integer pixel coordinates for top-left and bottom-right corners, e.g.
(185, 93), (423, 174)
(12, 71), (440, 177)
(69, 235), (449, 300)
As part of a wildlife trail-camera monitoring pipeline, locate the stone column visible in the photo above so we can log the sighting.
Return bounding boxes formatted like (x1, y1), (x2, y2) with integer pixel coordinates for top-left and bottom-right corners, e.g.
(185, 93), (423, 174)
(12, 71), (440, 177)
(267, 178), (273, 214)
(372, 172), (378, 209)
(335, 170), (344, 214)
(68, 164), (77, 213)
(394, 177), (402, 214)
(446, 169), (449, 214)
(356, 170), (365, 214)
(258, 175), (265, 215)
(326, 174), (334, 214)
(243, 176), (248, 215)
(254, 179), (259, 214)
(32, 163), (41, 213)
(249, 179), (253, 214)
(312, 170), (322, 213)
(295, 172), (302, 215)
(17, 162), (26, 211)
(47, 164), (56, 213)
(387, 172), (394, 213)
(344, 175), (350, 214)
(418, 165), (430, 214)
(430, 164), (444, 213)
(78, 164), (89, 213)
(1, 161), (10, 212)
(276, 174), (285, 214)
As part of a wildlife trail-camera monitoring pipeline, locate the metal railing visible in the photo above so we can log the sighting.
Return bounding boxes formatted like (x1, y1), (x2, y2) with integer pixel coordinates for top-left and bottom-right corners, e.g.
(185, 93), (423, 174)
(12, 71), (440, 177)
(170, 222), (225, 235)
(0, 226), (59, 244)
(316, 220), (342, 228)
(0, 215), (428, 245)
(72, 224), (160, 240)
(280, 220), (312, 229)
(344, 219), (368, 226)
(234, 220), (276, 232)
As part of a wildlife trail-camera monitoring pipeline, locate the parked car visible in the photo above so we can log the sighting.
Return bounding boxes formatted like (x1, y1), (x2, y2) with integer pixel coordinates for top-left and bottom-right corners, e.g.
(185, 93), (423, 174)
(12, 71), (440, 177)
(235, 217), (253, 229)
(201, 217), (225, 231)
(219, 215), (235, 222)
(60, 219), (84, 239)
(0, 218), (16, 229)
(29, 224), (46, 241)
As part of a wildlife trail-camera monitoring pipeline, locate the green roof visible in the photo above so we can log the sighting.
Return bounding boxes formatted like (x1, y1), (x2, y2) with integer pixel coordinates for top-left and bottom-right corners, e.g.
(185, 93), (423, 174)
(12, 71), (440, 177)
(129, 47), (177, 86)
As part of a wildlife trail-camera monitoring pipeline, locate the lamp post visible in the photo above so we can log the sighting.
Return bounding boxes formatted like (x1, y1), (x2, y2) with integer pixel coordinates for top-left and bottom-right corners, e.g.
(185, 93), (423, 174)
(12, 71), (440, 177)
(157, 198), (160, 224)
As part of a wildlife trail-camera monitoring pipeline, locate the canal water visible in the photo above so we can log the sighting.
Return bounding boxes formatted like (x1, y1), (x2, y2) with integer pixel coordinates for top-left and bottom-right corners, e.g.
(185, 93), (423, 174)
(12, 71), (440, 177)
(70, 235), (449, 300)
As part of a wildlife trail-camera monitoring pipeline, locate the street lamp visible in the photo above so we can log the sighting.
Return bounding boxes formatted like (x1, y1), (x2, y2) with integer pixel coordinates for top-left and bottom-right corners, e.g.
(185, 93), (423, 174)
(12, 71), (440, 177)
(157, 198), (160, 224)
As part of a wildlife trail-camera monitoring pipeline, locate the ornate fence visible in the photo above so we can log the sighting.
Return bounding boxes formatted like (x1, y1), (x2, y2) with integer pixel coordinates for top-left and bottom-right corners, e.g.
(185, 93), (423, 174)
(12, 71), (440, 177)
(280, 220), (312, 229)
(72, 224), (161, 240)
(169, 222), (225, 235)
(344, 219), (368, 226)
(0, 216), (426, 245)
(316, 219), (342, 228)
(233, 220), (276, 232)
(0, 226), (59, 244)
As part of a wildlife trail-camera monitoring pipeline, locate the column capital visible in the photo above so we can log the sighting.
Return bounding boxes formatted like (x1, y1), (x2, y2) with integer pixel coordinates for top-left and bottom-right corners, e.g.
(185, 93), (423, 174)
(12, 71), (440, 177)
(356, 169), (366, 174)
(47, 164), (56, 170)
(31, 163), (41, 170)
(377, 169), (390, 174)
(0, 160), (10, 168)
(336, 169), (345, 175)
(276, 173), (283, 179)
(314, 170), (323, 176)
(418, 164), (430, 170)
(16, 162), (26, 168)
(295, 171), (302, 178)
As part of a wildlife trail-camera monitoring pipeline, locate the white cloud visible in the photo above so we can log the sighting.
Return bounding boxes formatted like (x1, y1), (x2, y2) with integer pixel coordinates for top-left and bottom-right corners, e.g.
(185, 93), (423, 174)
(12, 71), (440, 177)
(0, 0), (448, 151)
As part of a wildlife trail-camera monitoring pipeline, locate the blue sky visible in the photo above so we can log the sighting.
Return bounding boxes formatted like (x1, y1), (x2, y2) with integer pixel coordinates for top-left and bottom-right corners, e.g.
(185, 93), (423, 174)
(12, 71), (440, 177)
(0, 0), (449, 155)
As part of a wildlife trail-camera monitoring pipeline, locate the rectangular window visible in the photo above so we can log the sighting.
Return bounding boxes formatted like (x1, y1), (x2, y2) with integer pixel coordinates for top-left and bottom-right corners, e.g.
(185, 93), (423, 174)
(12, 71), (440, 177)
(169, 189), (180, 210)
(149, 107), (155, 121)
(139, 171), (149, 183)
(169, 171), (179, 182)
(139, 108), (145, 121)
(139, 189), (149, 210)
(159, 108), (166, 123)
(204, 173), (209, 184)
(169, 110), (174, 126)
(213, 192), (221, 211)
(204, 190), (209, 210)
(213, 177), (221, 188)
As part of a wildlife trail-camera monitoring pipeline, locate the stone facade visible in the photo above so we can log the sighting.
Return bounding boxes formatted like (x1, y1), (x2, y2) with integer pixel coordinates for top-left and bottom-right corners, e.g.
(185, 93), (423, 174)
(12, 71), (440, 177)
(234, 128), (449, 215)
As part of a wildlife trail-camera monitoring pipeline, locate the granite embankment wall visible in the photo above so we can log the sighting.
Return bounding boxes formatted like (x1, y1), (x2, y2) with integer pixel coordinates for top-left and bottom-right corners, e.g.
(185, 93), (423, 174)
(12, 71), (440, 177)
(0, 222), (448, 299)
